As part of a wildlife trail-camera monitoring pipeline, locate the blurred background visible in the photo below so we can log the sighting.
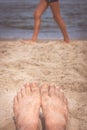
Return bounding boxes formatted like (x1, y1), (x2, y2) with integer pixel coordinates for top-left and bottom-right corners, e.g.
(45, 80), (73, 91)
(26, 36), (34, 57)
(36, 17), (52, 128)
(0, 0), (87, 40)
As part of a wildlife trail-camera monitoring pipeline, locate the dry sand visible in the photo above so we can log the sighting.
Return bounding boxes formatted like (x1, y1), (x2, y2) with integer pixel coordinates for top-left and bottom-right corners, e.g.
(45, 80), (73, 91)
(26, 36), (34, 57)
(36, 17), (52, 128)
(0, 40), (87, 130)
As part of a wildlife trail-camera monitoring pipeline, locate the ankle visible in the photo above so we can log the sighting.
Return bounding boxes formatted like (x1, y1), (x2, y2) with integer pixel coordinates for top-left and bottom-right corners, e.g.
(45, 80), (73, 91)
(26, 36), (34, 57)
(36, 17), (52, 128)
(64, 37), (70, 43)
(32, 36), (37, 41)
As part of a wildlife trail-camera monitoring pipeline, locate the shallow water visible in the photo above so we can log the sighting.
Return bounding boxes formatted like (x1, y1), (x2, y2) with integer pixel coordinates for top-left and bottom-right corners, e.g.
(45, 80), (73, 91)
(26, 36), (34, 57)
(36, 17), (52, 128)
(0, 0), (87, 39)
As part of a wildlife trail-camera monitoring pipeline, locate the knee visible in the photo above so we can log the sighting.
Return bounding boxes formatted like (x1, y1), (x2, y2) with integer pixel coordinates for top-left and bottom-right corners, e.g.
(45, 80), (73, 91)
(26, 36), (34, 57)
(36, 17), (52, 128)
(34, 10), (41, 19)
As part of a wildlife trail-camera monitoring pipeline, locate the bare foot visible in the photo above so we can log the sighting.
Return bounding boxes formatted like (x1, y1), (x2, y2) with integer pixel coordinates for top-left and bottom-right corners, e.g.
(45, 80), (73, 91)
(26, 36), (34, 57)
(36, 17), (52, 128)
(41, 84), (68, 130)
(64, 38), (70, 43)
(21, 39), (37, 44)
(13, 83), (40, 130)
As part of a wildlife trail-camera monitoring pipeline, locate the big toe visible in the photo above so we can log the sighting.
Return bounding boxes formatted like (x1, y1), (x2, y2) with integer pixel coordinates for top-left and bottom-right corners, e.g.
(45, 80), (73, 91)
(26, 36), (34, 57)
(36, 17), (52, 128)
(30, 83), (40, 95)
(41, 84), (49, 98)
(24, 83), (31, 95)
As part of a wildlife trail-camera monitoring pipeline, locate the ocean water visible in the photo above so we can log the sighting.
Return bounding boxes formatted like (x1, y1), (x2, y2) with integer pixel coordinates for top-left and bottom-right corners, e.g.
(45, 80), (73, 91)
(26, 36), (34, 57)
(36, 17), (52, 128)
(0, 0), (87, 39)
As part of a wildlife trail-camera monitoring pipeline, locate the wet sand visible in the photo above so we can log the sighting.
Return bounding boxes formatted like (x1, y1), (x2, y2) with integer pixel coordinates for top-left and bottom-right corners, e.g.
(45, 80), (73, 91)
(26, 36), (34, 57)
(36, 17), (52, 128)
(0, 40), (87, 130)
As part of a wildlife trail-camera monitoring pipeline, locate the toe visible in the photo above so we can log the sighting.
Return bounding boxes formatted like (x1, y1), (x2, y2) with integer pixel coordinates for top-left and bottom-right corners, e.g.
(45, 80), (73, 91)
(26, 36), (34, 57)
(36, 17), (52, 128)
(55, 87), (64, 101)
(13, 96), (18, 108)
(49, 85), (55, 97)
(25, 83), (31, 95)
(17, 91), (22, 102)
(31, 83), (39, 94)
(14, 96), (18, 105)
(13, 96), (18, 117)
(41, 84), (49, 97)
(21, 87), (26, 97)
(64, 96), (68, 105)
(63, 96), (68, 113)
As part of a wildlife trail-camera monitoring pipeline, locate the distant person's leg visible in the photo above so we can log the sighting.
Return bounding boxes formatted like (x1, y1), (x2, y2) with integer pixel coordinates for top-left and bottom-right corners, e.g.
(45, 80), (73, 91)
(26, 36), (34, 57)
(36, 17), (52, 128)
(13, 83), (40, 130)
(23, 0), (49, 44)
(41, 84), (68, 130)
(50, 1), (70, 43)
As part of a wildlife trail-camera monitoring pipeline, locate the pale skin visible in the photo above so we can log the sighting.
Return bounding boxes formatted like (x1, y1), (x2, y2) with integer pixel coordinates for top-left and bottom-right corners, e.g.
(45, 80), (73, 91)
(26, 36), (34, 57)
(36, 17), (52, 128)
(22, 0), (70, 44)
(13, 83), (68, 130)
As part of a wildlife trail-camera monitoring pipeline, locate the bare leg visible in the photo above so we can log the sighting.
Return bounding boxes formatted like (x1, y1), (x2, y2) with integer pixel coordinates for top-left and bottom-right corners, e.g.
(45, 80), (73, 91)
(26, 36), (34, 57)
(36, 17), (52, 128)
(13, 83), (40, 130)
(22, 0), (48, 44)
(50, 1), (70, 43)
(41, 84), (68, 130)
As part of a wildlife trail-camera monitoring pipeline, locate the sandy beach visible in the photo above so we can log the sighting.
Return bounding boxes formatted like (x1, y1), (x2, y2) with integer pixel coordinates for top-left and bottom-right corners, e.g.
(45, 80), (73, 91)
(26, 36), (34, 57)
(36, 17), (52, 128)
(0, 40), (87, 130)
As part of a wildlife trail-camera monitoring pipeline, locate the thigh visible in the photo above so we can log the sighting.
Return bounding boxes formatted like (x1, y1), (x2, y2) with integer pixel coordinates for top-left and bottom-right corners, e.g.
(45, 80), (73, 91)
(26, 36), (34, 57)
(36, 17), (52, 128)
(49, 1), (61, 16)
(35, 0), (49, 15)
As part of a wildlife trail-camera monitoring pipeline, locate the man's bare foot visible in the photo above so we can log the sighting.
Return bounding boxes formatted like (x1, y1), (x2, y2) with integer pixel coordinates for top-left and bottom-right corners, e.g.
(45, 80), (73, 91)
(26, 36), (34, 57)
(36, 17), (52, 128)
(13, 83), (40, 130)
(21, 39), (37, 44)
(41, 84), (68, 130)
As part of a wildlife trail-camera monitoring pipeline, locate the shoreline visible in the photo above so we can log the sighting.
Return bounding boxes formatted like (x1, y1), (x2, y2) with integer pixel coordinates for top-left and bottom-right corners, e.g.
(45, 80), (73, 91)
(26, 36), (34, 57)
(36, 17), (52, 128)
(0, 38), (87, 41)
(0, 39), (87, 45)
